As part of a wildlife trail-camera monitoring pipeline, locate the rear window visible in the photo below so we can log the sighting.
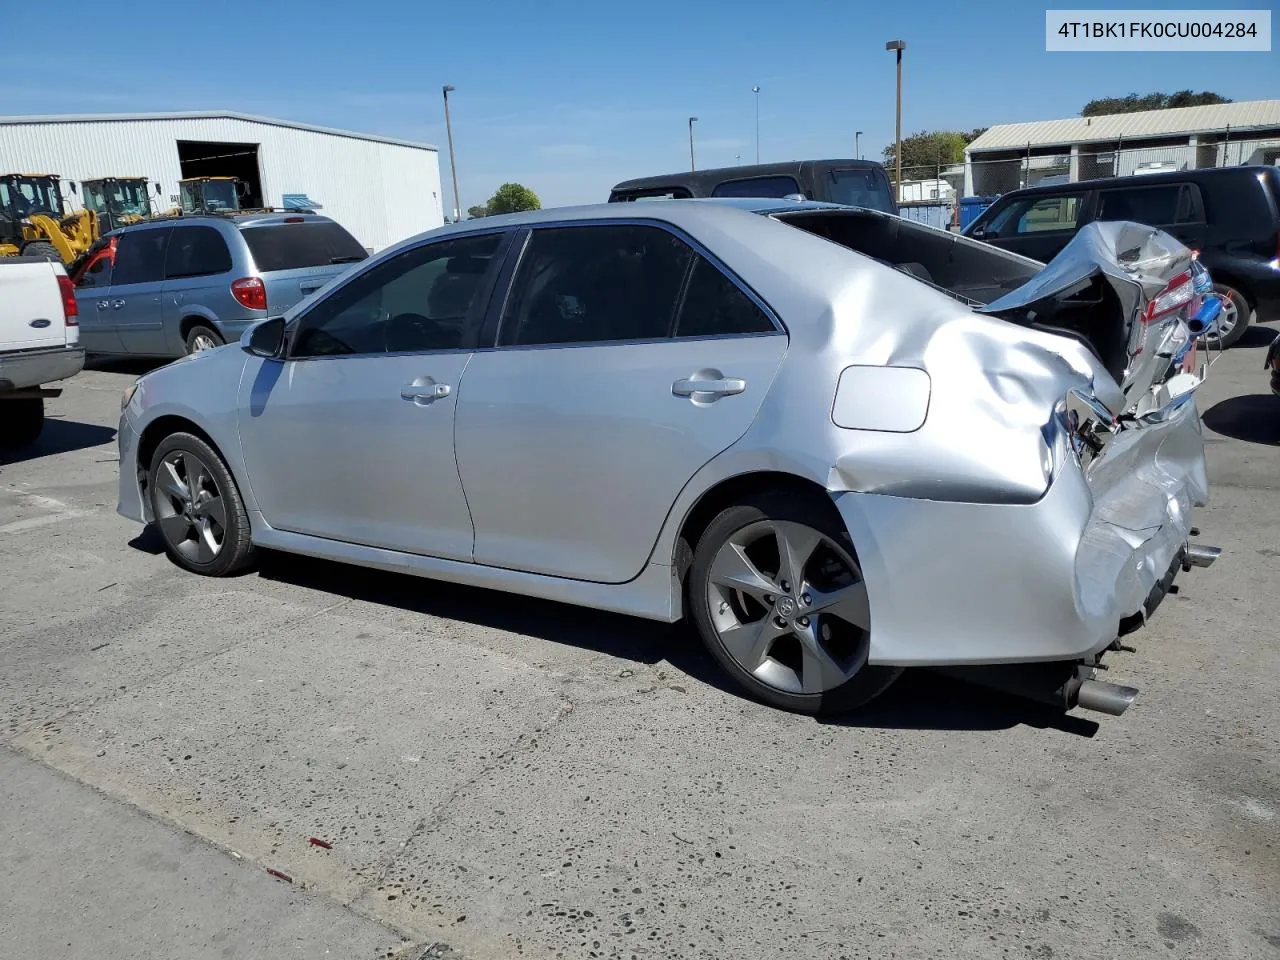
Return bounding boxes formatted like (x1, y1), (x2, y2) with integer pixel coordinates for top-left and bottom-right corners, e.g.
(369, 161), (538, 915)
(240, 221), (368, 273)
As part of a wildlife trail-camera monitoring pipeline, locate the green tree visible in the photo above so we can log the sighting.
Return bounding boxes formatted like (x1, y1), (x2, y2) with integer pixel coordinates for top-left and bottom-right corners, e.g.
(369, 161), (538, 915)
(466, 204), (489, 219)
(882, 129), (986, 178)
(1081, 90), (1230, 117)
(486, 183), (541, 215)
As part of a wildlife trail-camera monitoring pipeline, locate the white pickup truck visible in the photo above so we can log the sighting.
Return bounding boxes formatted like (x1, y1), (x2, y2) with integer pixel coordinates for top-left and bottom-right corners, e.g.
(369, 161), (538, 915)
(0, 257), (86, 447)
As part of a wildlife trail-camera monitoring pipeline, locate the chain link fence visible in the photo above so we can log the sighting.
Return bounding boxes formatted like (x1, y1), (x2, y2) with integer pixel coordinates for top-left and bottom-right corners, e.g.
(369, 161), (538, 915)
(891, 136), (1280, 230)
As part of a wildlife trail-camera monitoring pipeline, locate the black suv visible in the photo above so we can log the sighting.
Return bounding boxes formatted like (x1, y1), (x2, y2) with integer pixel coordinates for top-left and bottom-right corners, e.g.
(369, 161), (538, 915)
(963, 166), (1280, 347)
(609, 160), (898, 214)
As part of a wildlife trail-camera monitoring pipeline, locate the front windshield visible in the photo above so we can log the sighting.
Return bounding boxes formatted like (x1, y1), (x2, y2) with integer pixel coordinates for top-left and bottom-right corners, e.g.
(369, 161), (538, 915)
(201, 180), (239, 212)
(114, 180), (151, 216)
(0, 176), (62, 216)
(825, 168), (896, 213)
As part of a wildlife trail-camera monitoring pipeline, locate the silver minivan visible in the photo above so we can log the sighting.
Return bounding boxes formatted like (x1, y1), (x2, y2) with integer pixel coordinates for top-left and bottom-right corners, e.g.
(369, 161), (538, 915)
(70, 213), (367, 357)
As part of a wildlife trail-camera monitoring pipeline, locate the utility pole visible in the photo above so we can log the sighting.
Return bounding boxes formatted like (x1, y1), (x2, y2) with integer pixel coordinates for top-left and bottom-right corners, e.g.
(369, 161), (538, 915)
(442, 84), (461, 222)
(752, 86), (761, 163)
(855, 130), (863, 160)
(688, 117), (698, 171)
(885, 40), (906, 199)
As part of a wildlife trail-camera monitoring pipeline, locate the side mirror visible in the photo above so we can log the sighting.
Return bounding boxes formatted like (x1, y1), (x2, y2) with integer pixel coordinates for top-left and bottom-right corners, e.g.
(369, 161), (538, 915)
(969, 225), (987, 239)
(241, 316), (286, 358)
(155, 183), (163, 195)
(67, 181), (78, 193)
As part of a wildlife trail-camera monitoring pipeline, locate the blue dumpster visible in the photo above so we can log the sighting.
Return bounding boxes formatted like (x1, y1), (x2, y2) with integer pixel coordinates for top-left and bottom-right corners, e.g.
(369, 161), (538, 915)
(958, 196), (997, 231)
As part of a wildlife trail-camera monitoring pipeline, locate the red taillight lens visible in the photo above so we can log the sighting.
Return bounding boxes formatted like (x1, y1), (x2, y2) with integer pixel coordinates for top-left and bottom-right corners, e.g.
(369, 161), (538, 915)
(1142, 270), (1194, 323)
(231, 277), (267, 311)
(57, 274), (78, 326)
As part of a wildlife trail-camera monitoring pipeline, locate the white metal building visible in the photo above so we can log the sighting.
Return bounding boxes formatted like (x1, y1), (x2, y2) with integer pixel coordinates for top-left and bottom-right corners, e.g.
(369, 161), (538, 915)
(0, 111), (444, 251)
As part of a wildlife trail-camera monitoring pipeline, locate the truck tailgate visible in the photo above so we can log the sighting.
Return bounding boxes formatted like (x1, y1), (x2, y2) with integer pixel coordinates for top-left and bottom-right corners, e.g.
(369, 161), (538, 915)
(1, 258), (67, 351)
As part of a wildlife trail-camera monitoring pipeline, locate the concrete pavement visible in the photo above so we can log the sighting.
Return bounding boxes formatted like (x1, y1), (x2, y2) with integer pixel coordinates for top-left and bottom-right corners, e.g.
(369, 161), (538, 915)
(1, 335), (1277, 960)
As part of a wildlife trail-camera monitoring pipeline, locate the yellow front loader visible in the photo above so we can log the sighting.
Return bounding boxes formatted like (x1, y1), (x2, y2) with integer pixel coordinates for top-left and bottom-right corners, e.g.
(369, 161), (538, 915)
(0, 173), (97, 263)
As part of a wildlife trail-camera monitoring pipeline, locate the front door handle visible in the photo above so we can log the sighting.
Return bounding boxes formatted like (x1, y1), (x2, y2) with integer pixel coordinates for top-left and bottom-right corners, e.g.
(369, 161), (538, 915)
(672, 372), (746, 400)
(111, 299), (126, 309)
(97, 299), (110, 310)
(400, 377), (452, 404)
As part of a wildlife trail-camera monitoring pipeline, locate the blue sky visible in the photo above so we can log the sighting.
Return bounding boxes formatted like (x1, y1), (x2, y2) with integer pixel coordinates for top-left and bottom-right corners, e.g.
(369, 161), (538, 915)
(2, 0), (1276, 210)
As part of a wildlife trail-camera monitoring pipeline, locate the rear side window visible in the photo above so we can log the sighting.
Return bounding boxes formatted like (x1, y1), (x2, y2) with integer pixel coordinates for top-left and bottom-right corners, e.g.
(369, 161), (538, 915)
(676, 257), (775, 338)
(500, 224), (692, 346)
(611, 187), (694, 202)
(240, 221), (368, 273)
(986, 195), (1081, 237)
(824, 168), (896, 212)
(111, 228), (170, 285)
(712, 176), (803, 199)
(165, 225), (232, 279)
(1096, 185), (1188, 225)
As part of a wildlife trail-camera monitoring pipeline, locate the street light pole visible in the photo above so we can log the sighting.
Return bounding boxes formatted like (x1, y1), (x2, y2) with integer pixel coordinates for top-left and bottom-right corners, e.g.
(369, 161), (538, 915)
(885, 40), (906, 200)
(442, 84), (461, 222)
(688, 117), (698, 171)
(751, 86), (761, 163)
(855, 130), (863, 160)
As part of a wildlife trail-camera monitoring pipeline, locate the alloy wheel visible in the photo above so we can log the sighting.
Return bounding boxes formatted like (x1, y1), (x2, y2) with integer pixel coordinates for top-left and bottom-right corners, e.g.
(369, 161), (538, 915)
(154, 450), (227, 563)
(1207, 293), (1238, 346)
(190, 333), (219, 353)
(705, 519), (871, 695)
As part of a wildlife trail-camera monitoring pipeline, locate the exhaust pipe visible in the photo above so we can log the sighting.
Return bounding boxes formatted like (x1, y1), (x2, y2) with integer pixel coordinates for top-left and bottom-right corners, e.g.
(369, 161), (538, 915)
(1076, 679), (1139, 716)
(1183, 544), (1221, 569)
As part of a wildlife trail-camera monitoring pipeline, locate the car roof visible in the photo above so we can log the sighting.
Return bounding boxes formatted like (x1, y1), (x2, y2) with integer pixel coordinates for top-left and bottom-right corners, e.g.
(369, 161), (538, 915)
(104, 211), (337, 236)
(991, 164), (1277, 199)
(611, 159), (883, 193)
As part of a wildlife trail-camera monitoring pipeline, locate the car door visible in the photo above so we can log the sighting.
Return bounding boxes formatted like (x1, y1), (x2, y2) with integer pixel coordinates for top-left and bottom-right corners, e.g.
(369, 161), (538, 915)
(453, 222), (788, 584)
(969, 191), (1085, 262)
(235, 230), (509, 560)
(108, 225), (172, 355)
(161, 223), (235, 353)
(70, 236), (125, 354)
(1088, 182), (1206, 250)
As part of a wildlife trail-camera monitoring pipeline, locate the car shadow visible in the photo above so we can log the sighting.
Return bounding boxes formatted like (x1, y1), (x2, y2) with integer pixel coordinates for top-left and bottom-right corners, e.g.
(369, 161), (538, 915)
(84, 355), (170, 376)
(1232, 323), (1279, 349)
(254, 550), (1098, 736)
(0, 419), (116, 466)
(1202, 394), (1280, 446)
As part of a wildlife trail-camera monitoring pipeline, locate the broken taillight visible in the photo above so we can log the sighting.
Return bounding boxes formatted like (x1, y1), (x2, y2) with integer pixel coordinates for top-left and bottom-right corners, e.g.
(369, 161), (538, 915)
(1142, 270), (1194, 323)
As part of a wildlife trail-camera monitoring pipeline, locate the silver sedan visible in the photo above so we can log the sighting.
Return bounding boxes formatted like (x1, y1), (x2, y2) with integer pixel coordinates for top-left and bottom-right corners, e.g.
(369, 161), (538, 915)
(115, 200), (1219, 715)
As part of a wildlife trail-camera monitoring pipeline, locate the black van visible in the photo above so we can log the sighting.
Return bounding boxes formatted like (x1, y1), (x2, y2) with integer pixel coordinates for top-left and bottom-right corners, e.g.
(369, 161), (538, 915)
(963, 165), (1280, 347)
(609, 160), (898, 214)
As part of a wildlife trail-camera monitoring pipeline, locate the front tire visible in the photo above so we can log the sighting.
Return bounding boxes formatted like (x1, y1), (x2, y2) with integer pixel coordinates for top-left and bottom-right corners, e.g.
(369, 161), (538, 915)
(1209, 284), (1250, 348)
(0, 398), (44, 448)
(184, 324), (224, 355)
(688, 491), (902, 714)
(148, 432), (255, 576)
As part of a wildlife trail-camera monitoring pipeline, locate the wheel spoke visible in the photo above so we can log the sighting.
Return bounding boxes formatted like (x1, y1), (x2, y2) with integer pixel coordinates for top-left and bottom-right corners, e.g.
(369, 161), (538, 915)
(183, 453), (210, 501)
(804, 579), (870, 631)
(158, 460), (188, 503)
(158, 512), (191, 544)
(718, 615), (787, 673)
(199, 491), (227, 531)
(775, 522), (822, 592)
(794, 620), (852, 694)
(710, 541), (780, 600)
(194, 518), (220, 562)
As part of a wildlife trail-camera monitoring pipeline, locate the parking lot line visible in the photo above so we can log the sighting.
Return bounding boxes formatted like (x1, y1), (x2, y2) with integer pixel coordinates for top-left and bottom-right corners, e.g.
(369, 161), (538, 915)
(0, 491), (88, 535)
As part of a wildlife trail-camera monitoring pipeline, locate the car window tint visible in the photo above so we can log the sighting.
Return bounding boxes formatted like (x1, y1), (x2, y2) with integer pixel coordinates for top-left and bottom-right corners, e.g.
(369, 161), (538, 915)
(824, 168), (896, 212)
(165, 225), (232, 279)
(291, 232), (502, 358)
(676, 256), (775, 338)
(1097, 185), (1181, 225)
(110, 228), (170, 285)
(500, 225), (692, 346)
(1014, 196), (1079, 233)
(241, 221), (368, 273)
(74, 241), (114, 289)
(711, 176), (803, 199)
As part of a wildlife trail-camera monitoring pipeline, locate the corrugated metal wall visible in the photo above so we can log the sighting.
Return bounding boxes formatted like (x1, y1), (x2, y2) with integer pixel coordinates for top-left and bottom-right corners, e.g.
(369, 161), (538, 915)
(0, 116), (443, 250)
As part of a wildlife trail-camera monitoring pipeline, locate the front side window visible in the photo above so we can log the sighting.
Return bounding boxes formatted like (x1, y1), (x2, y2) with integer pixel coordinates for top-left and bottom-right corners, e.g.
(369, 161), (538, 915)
(291, 232), (503, 358)
(74, 240), (115, 289)
(675, 256), (775, 338)
(987, 195), (1080, 236)
(1096, 185), (1182, 225)
(111, 228), (171, 286)
(165, 225), (233, 279)
(711, 176), (803, 199)
(499, 224), (692, 347)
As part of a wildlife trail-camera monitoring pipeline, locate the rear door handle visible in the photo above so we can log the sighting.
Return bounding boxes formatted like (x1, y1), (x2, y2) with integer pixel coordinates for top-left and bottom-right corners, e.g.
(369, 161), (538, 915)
(672, 374), (746, 400)
(400, 377), (451, 403)
(111, 299), (125, 309)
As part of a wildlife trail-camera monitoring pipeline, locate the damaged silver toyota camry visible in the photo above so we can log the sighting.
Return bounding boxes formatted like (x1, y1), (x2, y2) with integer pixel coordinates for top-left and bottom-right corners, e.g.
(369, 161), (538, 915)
(115, 198), (1222, 716)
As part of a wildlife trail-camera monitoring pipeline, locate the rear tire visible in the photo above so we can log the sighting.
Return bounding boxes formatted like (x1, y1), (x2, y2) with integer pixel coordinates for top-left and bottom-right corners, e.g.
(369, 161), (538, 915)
(148, 432), (255, 576)
(0, 398), (44, 448)
(21, 240), (60, 263)
(1209, 285), (1250, 348)
(688, 491), (902, 715)
(184, 324), (224, 355)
